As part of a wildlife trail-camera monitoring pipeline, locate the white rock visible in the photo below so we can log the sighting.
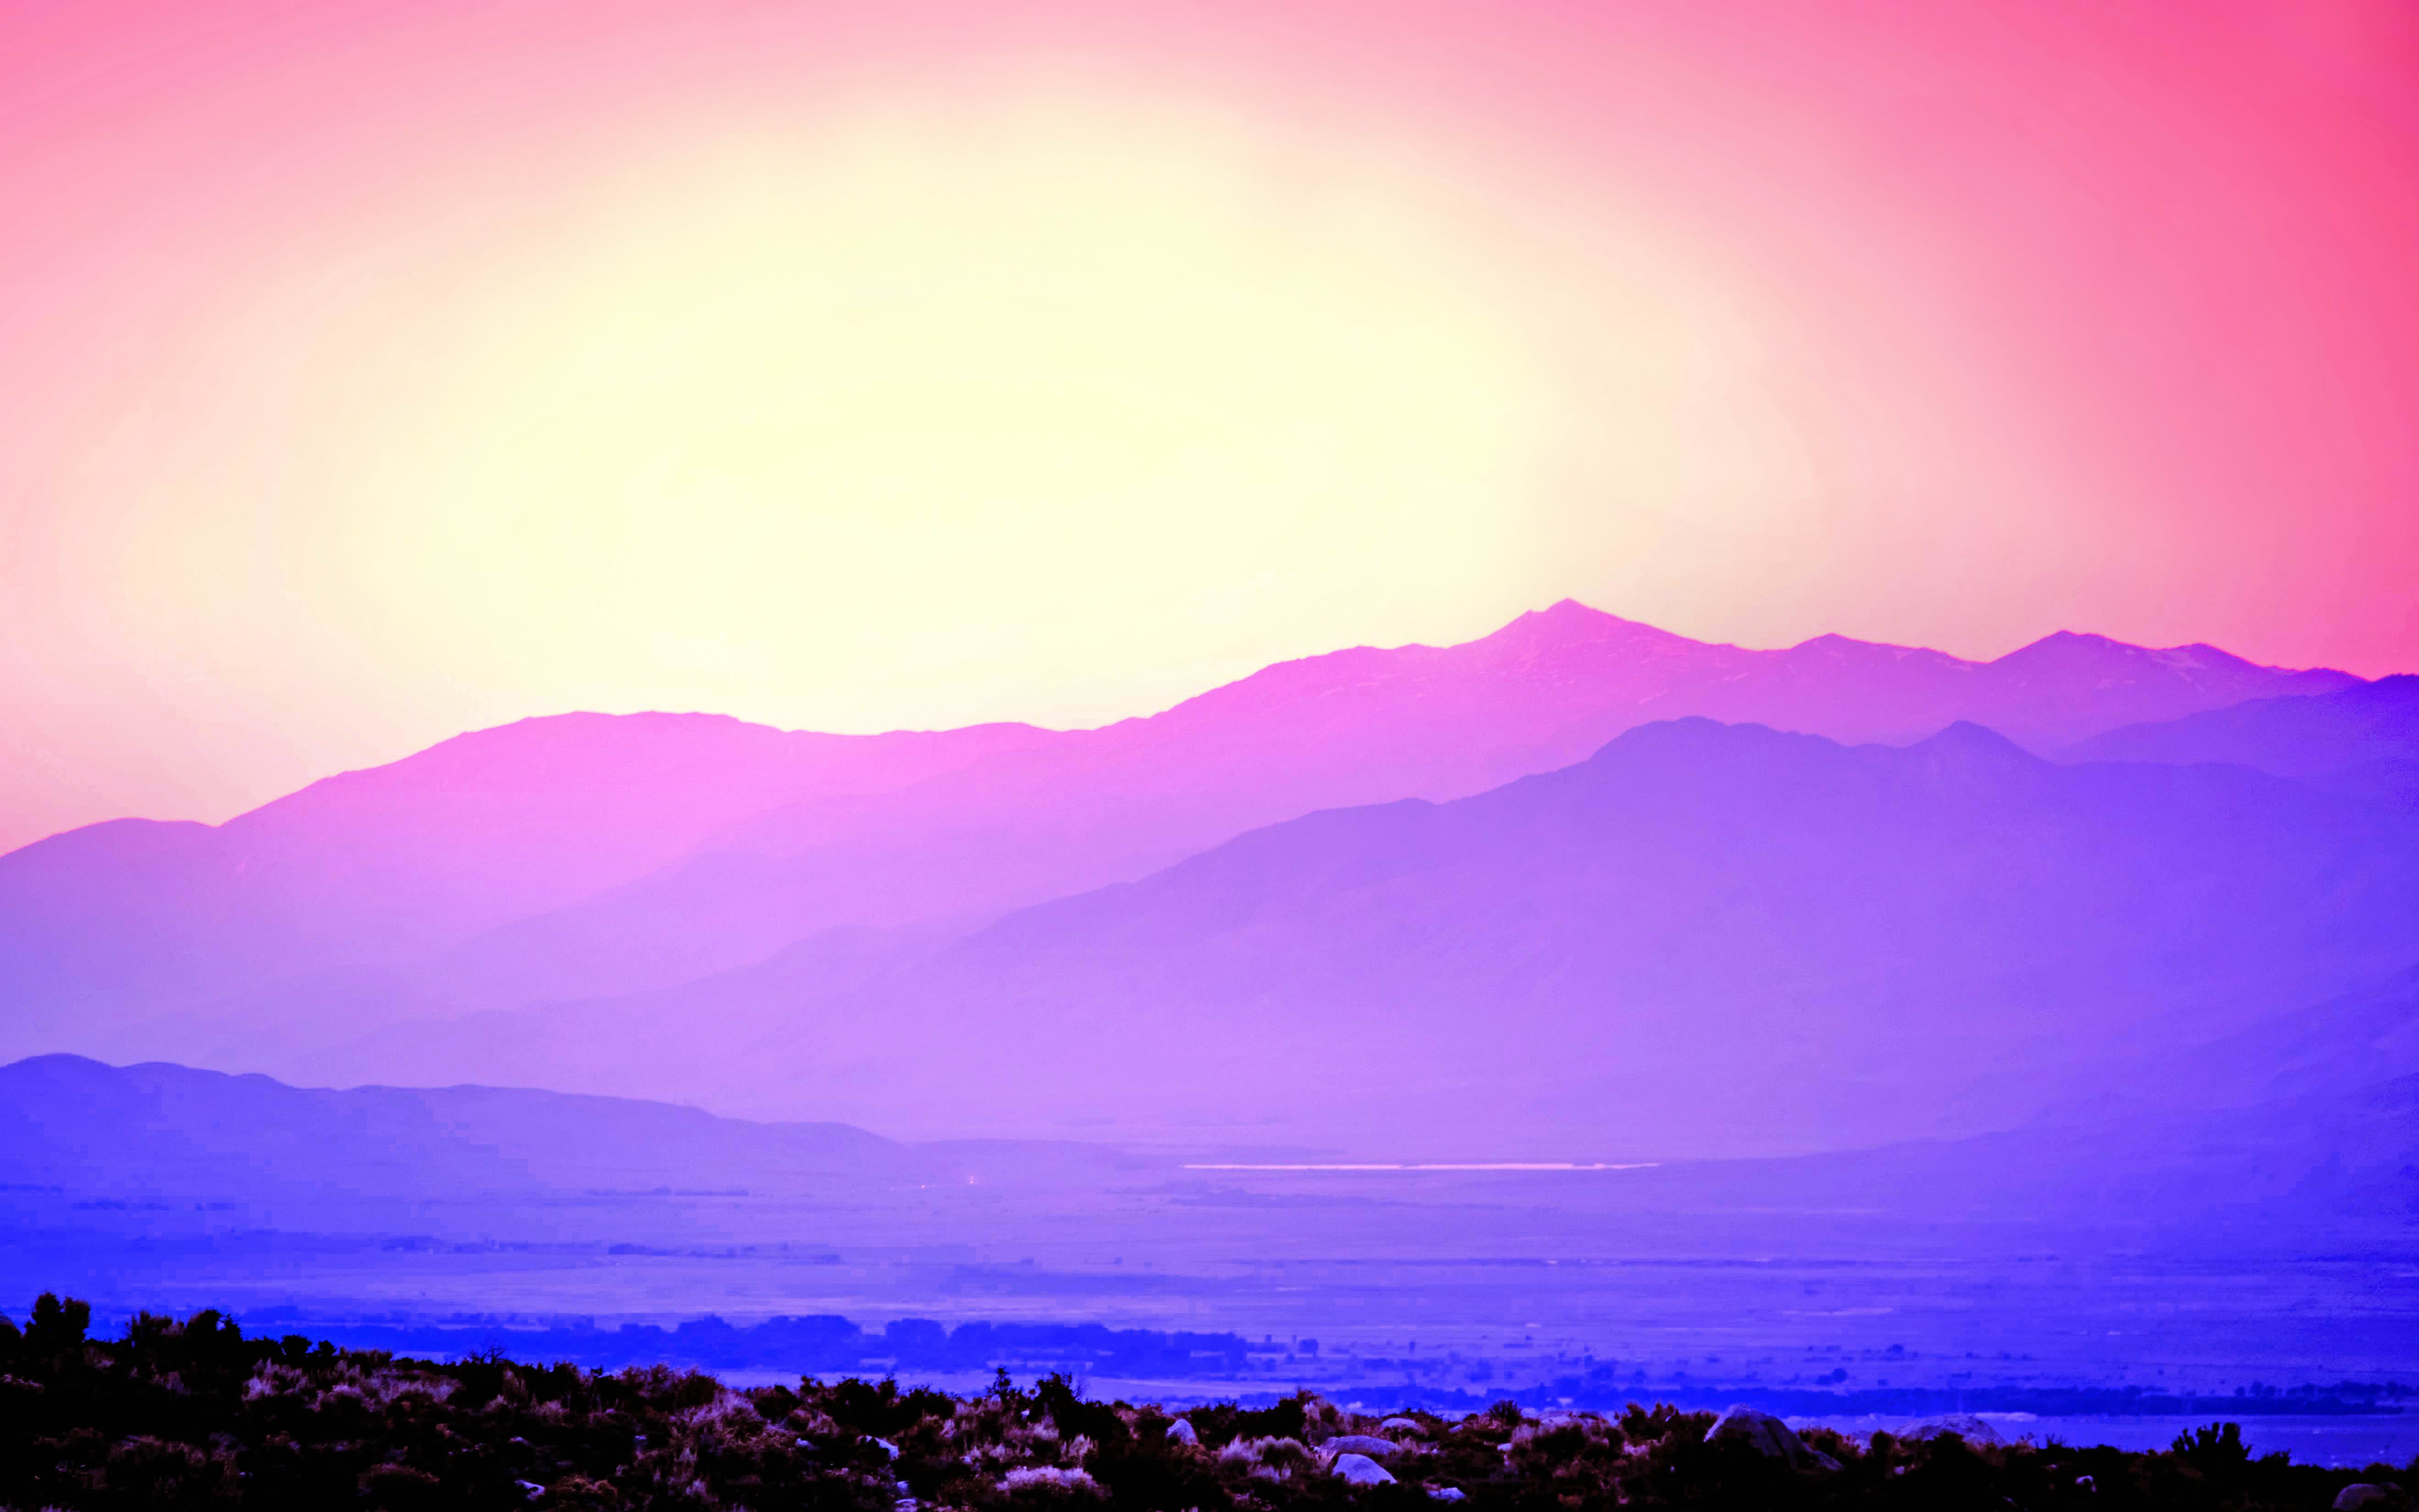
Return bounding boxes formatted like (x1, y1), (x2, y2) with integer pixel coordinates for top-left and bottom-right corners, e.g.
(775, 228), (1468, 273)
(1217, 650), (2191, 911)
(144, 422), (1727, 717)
(1324, 1435), (1403, 1459)
(1905, 1415), (2005, 1447)
(1704, 1407), (1835, 1469)
(1165, 1418), (1198, 1446)
(1331, 1452), (1397, 1486)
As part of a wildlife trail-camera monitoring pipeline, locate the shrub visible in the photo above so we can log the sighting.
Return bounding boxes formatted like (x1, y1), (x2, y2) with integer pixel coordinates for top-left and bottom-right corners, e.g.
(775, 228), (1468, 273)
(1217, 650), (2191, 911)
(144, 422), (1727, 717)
(0, 1296), (2401, 1512)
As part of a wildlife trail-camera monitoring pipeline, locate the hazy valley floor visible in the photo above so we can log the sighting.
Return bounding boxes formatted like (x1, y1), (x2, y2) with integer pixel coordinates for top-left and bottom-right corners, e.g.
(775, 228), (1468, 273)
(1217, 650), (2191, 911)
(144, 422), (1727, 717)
(11, 1166), (2415, 1467)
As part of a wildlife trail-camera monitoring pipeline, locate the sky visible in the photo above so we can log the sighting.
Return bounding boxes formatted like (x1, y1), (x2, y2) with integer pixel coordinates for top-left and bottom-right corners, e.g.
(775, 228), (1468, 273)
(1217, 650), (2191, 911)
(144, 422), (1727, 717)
(3, 0), (2416, 851)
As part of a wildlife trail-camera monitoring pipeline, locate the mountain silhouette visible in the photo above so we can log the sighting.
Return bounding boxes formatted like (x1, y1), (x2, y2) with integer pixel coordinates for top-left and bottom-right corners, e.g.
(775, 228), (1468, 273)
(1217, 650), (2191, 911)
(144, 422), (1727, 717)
(0, 1053), (919, 1203)
(0, 715), (1057, 1047)
(10, 1051), (2409, 1252)
(0, 604), (2363, 1072)
(294, 717), (2419, 1159)
(2064, 673), (2419, 801)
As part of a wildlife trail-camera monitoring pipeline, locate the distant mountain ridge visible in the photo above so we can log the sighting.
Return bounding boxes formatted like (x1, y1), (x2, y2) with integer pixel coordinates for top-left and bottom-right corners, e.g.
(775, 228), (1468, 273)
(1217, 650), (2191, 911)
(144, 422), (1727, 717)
(0, 716), (1060, 1029)
(2065, 673), (2419, 778)
(0, 603), (2369, 1085)
(8, 1051), (2409, 1251)
(723, 716), (2416, 1154)
(0, 1053), (920, 1203)
(285, 717), (2419, 1161)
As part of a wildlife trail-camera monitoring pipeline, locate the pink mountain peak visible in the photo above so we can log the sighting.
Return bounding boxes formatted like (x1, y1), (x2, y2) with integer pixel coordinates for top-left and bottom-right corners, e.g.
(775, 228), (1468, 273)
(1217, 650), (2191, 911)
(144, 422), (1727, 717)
(1995, 629), (2167, 667)
(1481, 597), (1690, 646)
(1780, 632), (1977, 670)
(1146, 601), (1694, 724)
(1458, 600), (1732, 680)
(1992, 629), (2319, 682)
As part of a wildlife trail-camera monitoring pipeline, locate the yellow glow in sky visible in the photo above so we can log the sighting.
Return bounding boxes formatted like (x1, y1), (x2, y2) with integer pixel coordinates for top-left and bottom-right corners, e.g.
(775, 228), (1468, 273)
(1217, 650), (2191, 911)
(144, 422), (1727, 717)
(41, 87), (1848, 844)
(101, 101), (1592, 732)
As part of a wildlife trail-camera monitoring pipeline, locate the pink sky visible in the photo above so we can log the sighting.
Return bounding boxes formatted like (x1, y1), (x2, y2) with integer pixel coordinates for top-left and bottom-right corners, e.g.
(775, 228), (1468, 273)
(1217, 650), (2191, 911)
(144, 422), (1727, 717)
(4, 0), (2416, 850)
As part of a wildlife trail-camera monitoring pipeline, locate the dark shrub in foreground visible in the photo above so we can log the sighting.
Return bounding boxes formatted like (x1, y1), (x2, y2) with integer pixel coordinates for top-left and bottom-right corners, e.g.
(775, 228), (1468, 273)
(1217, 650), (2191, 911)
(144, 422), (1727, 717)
(0, 1297), (2408, 1509)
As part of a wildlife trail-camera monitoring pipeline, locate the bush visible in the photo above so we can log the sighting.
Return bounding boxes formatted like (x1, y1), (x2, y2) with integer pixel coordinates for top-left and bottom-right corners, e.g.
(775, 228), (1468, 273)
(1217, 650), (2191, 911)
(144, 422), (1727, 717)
(0, 1296), (2402, 1510)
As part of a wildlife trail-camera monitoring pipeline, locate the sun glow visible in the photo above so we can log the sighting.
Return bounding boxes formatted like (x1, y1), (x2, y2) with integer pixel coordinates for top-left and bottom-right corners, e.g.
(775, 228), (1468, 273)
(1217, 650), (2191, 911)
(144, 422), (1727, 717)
(76, 90), (1816, 742)
(92, 101), (1565, 728)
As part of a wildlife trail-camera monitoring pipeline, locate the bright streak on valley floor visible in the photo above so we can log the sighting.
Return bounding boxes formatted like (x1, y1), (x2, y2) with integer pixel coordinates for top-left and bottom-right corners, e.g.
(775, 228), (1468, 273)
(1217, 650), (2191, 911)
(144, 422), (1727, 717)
(1179, 1162), (1661, 1171)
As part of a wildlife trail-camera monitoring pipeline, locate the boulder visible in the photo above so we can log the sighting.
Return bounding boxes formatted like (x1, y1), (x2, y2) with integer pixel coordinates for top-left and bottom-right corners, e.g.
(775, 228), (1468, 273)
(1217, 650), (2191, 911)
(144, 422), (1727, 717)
(1427, 1488), (1466, 1502)
(1324, 1435), (1405, 1459)
(1905, 1415), (2005, 1447)
(1331, 1453), (1397, 1486)
(1703, 1407), (1838, 1469)
(1164, 1418), (1198, 1447)
(1379, 1417), (1427, 1437)
(2336, 1486), (2411, 1511)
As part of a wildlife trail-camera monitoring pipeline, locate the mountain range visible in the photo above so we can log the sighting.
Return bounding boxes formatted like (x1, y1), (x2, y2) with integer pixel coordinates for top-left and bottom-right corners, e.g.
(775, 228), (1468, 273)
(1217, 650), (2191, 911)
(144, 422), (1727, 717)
(299, 714), (2413, 1154)
(8, 1050), (2410, 1252)
(4, 602), (2414, 1176)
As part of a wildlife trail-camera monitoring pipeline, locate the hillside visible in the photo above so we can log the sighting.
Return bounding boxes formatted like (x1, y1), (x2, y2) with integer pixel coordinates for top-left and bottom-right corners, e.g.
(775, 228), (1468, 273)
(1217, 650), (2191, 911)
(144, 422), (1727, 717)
(0, 1054), (925, 1203)
(747, 722), (2418, 1151)
(2065, 673), (2419, 779)
(285, 719), (2419, 1157)
(2, 604), (2358, 1073)
(7, 1046), (2412, 1259)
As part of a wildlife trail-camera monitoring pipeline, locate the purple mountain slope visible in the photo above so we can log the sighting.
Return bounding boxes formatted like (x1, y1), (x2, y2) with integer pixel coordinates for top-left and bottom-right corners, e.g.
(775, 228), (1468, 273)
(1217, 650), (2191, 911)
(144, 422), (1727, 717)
(276, 925), (938, 1104)
(1674, 627), (2357, 751)
(0, 716), (1060, 1046)
(2038, 961), (2419, 1120)
(0, 1054), (922, 1203)
(2062, 672), (2419, 779)
(281, 717), (2419, 1160)
(8, 1052), (2410, 1250)
(636, 718), (2418, 1156)
(285, 607), (2366, 1020)
(0, 604), (2362, 1065)
(1623, 1066), (2419, 1236)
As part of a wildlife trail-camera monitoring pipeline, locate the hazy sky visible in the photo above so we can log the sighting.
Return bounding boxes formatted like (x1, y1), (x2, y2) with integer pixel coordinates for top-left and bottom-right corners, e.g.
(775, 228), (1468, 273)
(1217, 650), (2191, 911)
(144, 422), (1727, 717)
(5, 0), (2416, 849)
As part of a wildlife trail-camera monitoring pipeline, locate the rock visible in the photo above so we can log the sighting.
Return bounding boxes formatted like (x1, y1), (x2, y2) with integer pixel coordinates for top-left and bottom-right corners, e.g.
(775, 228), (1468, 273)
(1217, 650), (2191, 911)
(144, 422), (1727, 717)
(1331, 1452), (1397, 1486)
(1164, 1418), (1198, 1447)
(1380, 1417), (1427, 1436)
(1905, 1415), (2005, 1447)
(1427, 1487), (1466, 1501)
(1703, 1407), (1834, 1469)
(1324, 1435), (1404, 1459)
(869, 1436), (900, 1460)
(2336, 1486), (2411, 1511)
